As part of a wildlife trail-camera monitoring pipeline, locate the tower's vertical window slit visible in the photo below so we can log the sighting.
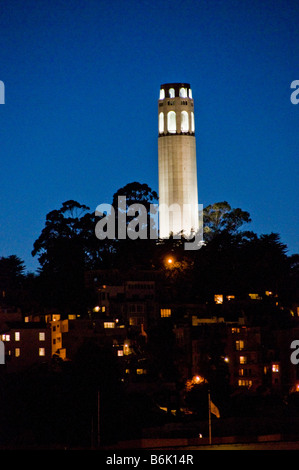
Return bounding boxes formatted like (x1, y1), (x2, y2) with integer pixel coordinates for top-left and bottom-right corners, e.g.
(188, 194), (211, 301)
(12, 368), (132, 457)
(167, 111), (176, 133)
(181, 111), (189, 132)
(159, 112), (164, 134)
(191, 112), (195, 132)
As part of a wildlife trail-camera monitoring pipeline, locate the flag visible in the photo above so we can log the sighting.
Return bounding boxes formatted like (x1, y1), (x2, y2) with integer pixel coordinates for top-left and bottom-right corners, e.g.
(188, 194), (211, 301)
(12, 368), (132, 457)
(210, 400), (220, 418)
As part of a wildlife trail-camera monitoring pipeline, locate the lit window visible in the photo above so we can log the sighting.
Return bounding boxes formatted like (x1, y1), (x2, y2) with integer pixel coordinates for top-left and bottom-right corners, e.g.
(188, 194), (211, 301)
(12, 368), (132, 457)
(169, 88), (175, 98)
(232, 327), (240, 334)
(181, 110), (189, 132)
(24, 316), (29, 323)
(39, 348), (45, 356)
(104, 322), (115, 328)
(236, 340), (244, 351)
(238, 379), (252, 387)
(4, 334), (10, 342)
(167, 111), (176, 133)
(179, 87), (187, 98)
(214, 294), (223, 304)
(136, 368), (147, 375)
(15, 348), (20, 357)
(159, 112), (164, 134)
(161, 308), (171, 318)
(240, 356), (247, 364)
(272, 364), (280, 373)
(117, 350), (123, 357)
(39, 332), (45, 341)
(226, 295), (235, 301)
(15, 332), (20, 341)
(191, 112), (195, 132)
(249, 293), (261, 300)
(159, 88), (165, 100)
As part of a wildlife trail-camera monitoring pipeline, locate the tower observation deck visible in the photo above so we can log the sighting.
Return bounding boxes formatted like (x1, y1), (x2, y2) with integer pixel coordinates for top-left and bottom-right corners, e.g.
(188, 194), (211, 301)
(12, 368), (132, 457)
(158, 83), (199, 238)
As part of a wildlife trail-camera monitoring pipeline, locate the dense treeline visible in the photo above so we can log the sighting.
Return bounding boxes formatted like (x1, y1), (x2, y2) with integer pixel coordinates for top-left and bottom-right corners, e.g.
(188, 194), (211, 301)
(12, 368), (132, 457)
(1, 181), (298, 315)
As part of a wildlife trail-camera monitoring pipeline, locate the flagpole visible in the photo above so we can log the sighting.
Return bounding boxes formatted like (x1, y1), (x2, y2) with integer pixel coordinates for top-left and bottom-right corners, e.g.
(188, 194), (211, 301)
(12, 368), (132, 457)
(208, 389), (212, 445)
(97, 390), (100, 447)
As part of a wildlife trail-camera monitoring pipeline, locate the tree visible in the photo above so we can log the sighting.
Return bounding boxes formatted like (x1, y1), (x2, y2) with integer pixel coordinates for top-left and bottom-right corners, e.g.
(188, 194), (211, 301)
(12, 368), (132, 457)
(109, 182), (159, 269)
(32, 200), (90, 267)
(0, 255), (26, 306)
(203, 201), (251, 241)
(112, 181), (158, 208)
(238, 232), (289, 297)
(287, 254), (299, 304)
(112, 181), (158, 239)
(0, 255), (25, 282)
(32, 200), (97, 313)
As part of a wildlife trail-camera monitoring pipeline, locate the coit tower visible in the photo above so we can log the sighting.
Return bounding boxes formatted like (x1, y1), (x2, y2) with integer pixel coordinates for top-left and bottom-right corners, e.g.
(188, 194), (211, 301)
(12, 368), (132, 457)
(158, 83), (199, 238)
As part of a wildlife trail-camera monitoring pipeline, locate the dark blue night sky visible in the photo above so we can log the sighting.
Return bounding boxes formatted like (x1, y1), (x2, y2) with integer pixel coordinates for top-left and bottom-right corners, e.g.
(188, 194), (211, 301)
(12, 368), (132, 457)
(0, 0), (298, 272)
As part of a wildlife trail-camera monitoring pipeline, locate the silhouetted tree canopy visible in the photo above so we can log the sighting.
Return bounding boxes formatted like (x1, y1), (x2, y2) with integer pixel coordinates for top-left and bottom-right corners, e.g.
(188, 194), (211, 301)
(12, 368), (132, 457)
(203, 201), (251, 241)
(0, 182), (296, 315)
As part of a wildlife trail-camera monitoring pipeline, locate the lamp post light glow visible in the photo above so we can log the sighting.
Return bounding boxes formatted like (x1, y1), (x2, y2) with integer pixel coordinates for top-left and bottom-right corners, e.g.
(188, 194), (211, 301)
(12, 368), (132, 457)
(165, 256), (175, 268)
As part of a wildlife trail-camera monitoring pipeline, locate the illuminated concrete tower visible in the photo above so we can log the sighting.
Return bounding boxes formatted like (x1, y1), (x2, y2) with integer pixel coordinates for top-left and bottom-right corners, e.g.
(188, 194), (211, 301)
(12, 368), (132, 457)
(158, 83), (199, 238)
